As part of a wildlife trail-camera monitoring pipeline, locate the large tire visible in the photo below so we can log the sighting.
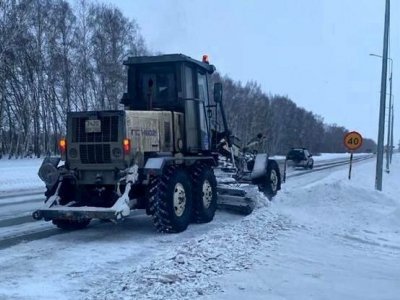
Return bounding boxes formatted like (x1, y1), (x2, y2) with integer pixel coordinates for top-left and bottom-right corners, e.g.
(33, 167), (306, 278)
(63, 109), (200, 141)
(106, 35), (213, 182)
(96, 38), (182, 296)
(150, 166), (193, 233)
(52, 219), (91, 230)
(258, 161), (281, 200)
(191, 164), (217, 223)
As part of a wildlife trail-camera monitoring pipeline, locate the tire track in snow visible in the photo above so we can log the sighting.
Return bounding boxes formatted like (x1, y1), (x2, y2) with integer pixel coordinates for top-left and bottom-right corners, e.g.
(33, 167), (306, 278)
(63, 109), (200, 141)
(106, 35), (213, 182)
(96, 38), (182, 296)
(0, 227), (61, 250)
(0, 215), (34, 228)
(285, 155), (373, 179)
(0, 189), (44, 200)
(0, 196), (43, 208)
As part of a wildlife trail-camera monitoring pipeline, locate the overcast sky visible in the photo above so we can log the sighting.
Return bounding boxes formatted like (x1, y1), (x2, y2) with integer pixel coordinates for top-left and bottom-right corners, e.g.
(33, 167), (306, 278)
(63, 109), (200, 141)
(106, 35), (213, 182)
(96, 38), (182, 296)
(106, 0), (398, 143)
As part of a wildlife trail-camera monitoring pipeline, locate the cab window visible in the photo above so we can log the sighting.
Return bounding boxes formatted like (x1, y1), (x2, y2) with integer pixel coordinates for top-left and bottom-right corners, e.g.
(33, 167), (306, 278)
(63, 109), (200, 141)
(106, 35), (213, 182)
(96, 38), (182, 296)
(128, 65), (178, 110)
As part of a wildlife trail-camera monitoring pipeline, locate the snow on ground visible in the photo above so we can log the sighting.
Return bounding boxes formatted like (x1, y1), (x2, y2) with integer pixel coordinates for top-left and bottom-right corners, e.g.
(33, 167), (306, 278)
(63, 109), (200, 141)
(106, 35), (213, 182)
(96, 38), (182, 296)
(205, 157), (400, 300)
(88, 156), (399, 300)
(0, 153), (365, 194)
(0, 154), (398, 300)
(310, 152), (369, 161)
(270, 152), (370, 162)
(0, 158), (44, 194)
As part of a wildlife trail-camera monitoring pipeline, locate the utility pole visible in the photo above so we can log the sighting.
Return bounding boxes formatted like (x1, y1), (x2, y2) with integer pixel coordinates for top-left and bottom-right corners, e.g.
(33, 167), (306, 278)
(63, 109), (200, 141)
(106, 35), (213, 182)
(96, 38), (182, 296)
(385, 62), (393, 173)
(369, 55), (394, 167)
(375, 0), (390, 191)
(390, 101), (394, 162)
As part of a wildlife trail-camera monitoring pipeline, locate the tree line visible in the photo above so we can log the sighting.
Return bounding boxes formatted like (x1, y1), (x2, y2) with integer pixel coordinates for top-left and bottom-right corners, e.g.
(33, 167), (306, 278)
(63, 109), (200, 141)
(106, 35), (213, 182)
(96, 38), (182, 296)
(211, 73), (376, 155)
(0, 0), (147, 158)
(0, 0), (376, 158)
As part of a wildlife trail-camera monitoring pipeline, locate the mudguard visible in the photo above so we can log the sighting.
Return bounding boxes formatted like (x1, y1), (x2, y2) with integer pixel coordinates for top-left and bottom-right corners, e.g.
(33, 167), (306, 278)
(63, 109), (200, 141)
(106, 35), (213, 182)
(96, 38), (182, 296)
(250, 154), (281, 191)
(250, 153), (268, 180)
(143, 157), (175, 176)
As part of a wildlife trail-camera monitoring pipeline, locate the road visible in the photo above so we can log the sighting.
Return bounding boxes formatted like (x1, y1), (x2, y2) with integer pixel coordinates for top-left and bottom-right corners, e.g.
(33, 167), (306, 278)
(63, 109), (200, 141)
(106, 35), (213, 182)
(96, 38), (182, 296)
(0, 153), (389, 300)
(0, 154), (373, 251)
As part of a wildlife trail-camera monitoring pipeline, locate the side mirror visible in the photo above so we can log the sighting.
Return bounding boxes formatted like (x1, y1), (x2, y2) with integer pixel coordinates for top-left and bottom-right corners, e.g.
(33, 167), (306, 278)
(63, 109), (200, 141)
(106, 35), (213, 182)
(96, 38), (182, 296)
(214, 82), (223, 103)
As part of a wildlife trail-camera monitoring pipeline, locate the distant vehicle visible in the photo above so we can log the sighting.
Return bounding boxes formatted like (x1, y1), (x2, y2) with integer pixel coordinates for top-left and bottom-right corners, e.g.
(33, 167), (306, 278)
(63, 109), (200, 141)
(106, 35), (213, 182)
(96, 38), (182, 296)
(286, 148), (314, 169)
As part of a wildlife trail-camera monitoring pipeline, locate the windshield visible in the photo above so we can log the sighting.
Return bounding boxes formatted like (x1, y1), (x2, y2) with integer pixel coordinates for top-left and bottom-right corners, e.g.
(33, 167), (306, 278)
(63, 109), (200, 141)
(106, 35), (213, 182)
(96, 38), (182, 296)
(128, 65), (177, 110)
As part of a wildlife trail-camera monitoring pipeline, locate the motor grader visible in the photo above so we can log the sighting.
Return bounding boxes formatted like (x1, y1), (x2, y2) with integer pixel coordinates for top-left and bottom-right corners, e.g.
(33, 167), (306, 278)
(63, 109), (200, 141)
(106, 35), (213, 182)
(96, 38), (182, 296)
(33, 54), (281, 233)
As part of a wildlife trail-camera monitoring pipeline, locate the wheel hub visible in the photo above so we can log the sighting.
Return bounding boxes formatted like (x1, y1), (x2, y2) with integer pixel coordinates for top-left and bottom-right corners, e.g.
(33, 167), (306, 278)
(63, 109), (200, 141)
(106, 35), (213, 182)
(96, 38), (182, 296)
(270, 169), (278, 192)
(173, 183), (186, 217)
(202, 180), (213, 208)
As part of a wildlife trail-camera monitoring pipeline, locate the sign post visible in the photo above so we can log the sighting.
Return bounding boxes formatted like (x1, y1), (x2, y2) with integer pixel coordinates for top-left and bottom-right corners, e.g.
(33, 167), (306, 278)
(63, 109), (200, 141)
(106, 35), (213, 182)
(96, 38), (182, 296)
(348, 152), (353, 180)
(344, 131), (363, 180)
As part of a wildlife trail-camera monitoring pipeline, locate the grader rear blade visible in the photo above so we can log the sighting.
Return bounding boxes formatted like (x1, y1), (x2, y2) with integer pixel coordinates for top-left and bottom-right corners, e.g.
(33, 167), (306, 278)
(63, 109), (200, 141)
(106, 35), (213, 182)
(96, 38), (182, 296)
(216, 186), (255, 215)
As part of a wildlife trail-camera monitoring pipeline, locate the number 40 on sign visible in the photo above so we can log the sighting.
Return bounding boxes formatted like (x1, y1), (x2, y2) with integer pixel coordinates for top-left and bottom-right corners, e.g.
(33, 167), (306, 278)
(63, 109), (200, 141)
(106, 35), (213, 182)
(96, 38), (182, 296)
(344, 131), (363, 180)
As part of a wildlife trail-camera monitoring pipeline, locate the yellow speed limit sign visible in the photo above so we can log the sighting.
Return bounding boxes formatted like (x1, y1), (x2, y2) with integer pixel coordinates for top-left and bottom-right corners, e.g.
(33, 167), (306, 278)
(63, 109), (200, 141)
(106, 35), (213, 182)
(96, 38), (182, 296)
(344, 131), (363, 151)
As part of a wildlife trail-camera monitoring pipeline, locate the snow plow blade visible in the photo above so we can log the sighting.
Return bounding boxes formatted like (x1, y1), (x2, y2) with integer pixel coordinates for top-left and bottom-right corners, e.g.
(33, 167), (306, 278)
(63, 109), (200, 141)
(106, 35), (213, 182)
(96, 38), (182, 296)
(217, 186), (255, 215)
(32, 206), (125, 222)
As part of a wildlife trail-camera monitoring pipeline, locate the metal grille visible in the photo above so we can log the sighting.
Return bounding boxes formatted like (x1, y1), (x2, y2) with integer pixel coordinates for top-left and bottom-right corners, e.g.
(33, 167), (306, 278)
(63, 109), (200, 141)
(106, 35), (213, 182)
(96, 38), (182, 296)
(79, 144), (111, 164)
(72, 116), (119, 143)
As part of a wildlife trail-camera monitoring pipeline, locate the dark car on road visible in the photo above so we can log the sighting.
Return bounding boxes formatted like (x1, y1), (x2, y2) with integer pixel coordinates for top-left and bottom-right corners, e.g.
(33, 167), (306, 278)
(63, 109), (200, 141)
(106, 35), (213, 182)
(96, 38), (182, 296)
(286, 148), (314, 169)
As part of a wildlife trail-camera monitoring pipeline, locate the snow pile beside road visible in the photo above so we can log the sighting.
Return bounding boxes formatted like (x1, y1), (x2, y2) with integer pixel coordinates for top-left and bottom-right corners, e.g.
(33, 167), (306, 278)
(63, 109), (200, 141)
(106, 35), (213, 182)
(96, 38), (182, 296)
(277, 176), (400, 249)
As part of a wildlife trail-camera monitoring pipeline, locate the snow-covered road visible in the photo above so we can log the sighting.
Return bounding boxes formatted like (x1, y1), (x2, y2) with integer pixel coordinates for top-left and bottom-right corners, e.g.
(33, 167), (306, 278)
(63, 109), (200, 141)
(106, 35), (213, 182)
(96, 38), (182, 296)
(0, 153), (371, 221)
(0, 154), (398, 300)
(0, 154), (372, 249)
